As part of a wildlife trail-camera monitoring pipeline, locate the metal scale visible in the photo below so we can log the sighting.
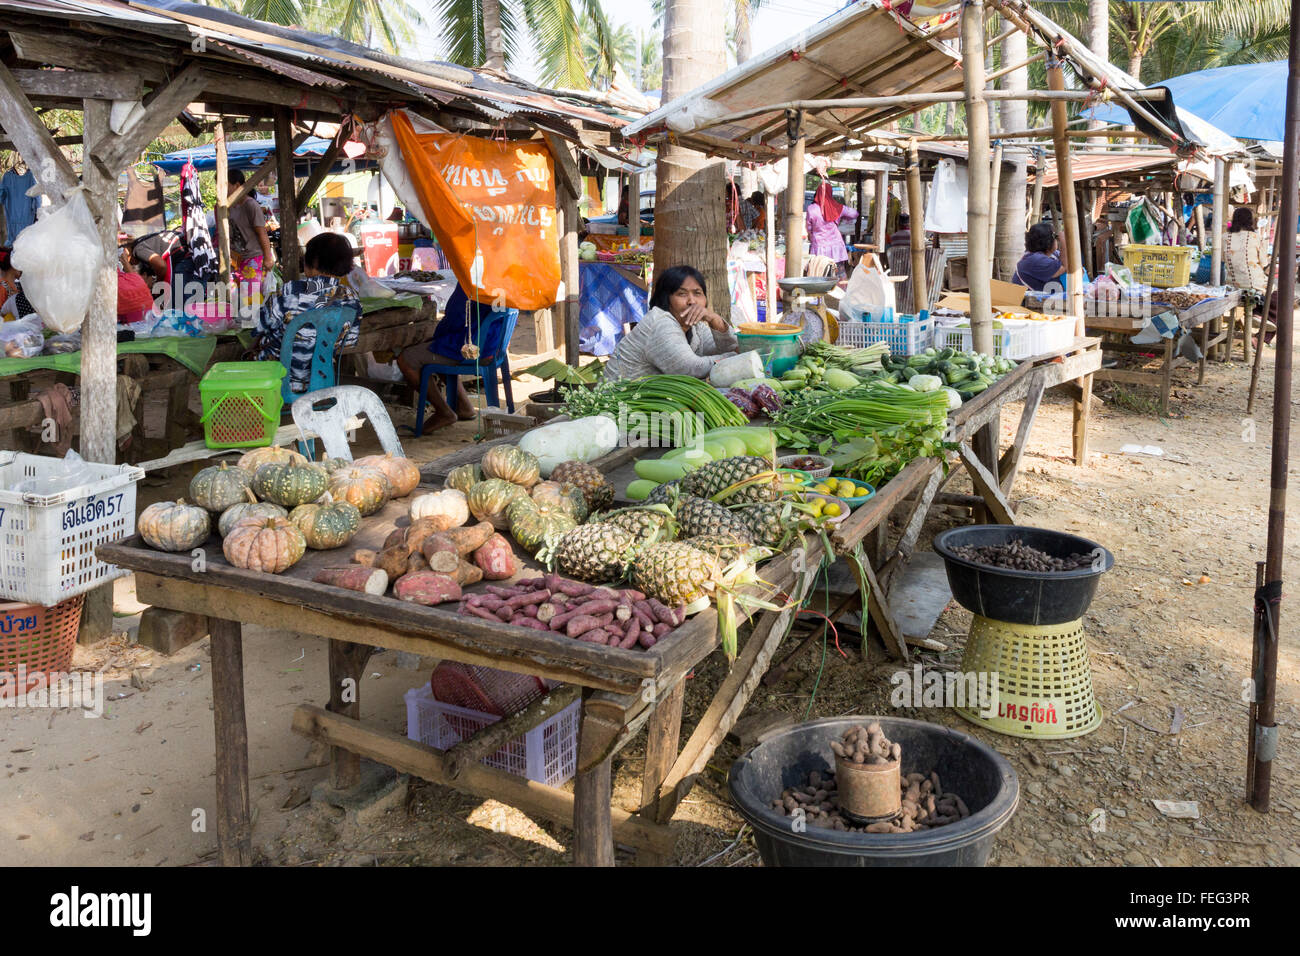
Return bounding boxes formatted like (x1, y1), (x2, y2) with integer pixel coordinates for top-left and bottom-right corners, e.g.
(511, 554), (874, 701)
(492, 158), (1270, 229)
(777, 276), (840, 344)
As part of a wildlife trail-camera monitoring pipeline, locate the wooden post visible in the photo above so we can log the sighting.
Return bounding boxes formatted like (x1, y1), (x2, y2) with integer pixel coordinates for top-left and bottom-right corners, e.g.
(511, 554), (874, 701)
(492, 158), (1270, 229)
(854, 173), (864, 244)
(874, 170), (889, 251)
(764, 190), (777, 320)
(209, 617), (252, 866)
(558, 191), (581, 367)
(906, 144), (928, 312)
(274, 108), (299, 281)
(77, 98), (119, 644)
(963, 0), (993, 354)
(628, 168), (641, 238)
(1047, 56), (1085, 334)
(636, 681), (685, 866)
(1031, 149), (1044, 223)
(1195, 201), (1207, 250)
(988, 141), (1003, 274)
(1210, 157), (1228, 288)
(784, 109), (806, 279)
(214, 119), (232, 285)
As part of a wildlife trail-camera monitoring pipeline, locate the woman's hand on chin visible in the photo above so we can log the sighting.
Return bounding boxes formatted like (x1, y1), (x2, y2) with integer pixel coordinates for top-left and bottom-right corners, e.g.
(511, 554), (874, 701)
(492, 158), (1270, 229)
(681, 303), (726, 332)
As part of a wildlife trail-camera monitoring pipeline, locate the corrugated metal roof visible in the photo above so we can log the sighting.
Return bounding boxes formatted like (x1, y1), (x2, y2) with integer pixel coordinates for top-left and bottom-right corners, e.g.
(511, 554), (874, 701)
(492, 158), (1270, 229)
(1041, 151), (1177, 188)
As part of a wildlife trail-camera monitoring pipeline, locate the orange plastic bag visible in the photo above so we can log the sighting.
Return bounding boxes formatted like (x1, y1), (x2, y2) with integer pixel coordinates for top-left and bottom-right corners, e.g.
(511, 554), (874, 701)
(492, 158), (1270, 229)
(390, 111), (560, 310)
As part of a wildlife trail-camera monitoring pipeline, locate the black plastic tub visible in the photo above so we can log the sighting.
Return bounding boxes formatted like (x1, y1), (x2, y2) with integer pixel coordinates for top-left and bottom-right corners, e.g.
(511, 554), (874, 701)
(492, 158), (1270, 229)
(728, 717), (1018, 867)
(932, 525), (1114, 625)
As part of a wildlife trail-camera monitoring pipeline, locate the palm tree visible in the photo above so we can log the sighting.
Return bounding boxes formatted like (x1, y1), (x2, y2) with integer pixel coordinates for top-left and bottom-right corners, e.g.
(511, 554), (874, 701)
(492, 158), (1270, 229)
(581, 18), (637, 88)
(652, 0), (764, 66)
(203, 0), (423, 54)
(434, 0), (616, 89)
(638, 33), (663, 91)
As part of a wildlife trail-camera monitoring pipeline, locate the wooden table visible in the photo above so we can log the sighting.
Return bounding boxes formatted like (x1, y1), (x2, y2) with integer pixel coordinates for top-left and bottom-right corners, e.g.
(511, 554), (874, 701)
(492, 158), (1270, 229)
(98, 338), (1100, 867)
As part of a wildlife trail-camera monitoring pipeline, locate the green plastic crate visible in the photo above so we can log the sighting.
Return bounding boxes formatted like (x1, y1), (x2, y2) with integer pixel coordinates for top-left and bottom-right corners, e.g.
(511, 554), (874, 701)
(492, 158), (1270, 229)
(199, 362), (286, 449)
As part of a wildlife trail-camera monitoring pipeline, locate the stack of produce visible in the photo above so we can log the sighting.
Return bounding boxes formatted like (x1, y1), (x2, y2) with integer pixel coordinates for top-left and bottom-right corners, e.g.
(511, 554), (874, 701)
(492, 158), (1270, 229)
(877, 348), (1015, 403)
(561, 374), (748, 446)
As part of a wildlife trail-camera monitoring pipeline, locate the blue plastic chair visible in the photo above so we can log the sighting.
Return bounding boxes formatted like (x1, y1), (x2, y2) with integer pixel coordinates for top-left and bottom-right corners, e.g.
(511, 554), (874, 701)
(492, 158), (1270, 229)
(414, 307), (519, 437)
(277, 304), (359, 455)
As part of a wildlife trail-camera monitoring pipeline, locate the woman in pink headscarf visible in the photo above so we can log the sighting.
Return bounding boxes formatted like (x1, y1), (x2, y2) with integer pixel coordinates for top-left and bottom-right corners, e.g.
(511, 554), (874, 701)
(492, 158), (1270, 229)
(805, 181), (858, 273)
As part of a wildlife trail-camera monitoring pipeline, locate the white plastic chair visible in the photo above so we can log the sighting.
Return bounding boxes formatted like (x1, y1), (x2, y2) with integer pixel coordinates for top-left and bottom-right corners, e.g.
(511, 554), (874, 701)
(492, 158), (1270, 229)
(291, 386), (404, 462)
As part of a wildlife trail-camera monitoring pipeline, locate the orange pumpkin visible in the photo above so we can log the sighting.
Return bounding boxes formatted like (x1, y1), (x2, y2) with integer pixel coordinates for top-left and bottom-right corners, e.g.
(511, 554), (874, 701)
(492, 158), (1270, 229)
(327, 466), (391, 516)
(356, 453), (421, 498)
(222, 516), (306, 573)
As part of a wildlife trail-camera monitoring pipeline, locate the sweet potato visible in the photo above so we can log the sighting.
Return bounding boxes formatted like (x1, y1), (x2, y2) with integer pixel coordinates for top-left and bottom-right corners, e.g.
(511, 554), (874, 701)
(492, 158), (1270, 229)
(618, 628), (640, 650)
(577, 628), (609, 644)
(465, 603), (504, 623)
(382, 528), (406, 551)
(443, 521), (495, 556)
(313, 567), (389, 595)
(566, 614), (609, 639)
(543, 573), (593, 597)
(352, 548), (378, 566)
(510, 615), (551, 630)
(421, 533), (461, 573)
(536, 602), (558, 624)
(393, 572), (462, 606)
(638, 630), (657, 648)
(472, 533), (518, 580)
(374, 546), (410, 580)
(505, 589), (550, 610)
(450, 559), (483, 587)
(404, 517), (446, 556)
(405, 551), (430, 575)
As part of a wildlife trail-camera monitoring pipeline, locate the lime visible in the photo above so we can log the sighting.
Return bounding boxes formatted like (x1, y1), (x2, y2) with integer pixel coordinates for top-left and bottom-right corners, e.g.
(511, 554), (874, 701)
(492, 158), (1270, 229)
(824, 502), (842, 517)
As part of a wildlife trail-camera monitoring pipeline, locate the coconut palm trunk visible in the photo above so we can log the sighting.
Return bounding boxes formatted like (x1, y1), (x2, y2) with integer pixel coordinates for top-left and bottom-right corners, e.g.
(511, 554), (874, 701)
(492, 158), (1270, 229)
(994, 24), (1028, 280)
(482, 0), (507, 70)
(655, 0), (730, 320)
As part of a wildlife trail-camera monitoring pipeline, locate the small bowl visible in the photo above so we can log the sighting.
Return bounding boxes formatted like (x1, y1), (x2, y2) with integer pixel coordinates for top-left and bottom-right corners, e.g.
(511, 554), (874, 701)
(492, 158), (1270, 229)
(778, 454), (832, 478)
(806, 476), (876, 507)
(800, 492), (851, 525)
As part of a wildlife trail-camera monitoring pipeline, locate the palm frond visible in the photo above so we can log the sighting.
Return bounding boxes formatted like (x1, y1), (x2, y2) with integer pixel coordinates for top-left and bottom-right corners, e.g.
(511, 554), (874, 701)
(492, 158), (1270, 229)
(525, 0), (589, 88)
(237, 0), (302, 24)
(434, 0), (521, 69)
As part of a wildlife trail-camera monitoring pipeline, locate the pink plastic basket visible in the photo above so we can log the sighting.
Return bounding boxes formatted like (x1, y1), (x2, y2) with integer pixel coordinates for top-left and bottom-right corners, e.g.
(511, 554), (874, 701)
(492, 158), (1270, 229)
(429, 661), (552, 717)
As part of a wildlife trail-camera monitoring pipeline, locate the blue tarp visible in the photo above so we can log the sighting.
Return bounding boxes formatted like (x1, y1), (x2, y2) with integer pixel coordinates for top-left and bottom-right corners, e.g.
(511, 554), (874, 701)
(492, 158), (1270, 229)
(153, 137), (377, 175)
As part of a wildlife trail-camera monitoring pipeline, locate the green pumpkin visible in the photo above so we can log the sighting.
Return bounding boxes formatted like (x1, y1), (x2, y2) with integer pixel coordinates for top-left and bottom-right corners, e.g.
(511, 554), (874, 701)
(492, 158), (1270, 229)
(138, 499), (210, 552)
(326, 466), (391, 516)
(218, 497), (288, 537)
(189, 461), (254, 513)
(317, 457), (353, 474)
(252, 462), (329, 508)
(445, 463), (481, 495)
(506, 494), (576, 554)
(481, 445), (540, 488)
(467, 478), (526, 530)
(289, 498), (362, 549)
(530, 480), (588, 522)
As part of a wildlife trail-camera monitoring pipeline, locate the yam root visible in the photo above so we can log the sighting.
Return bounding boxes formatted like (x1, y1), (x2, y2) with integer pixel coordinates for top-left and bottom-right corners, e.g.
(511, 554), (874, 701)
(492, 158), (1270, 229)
(421, 533), (461, 573)
(313, 567), (389, 595)
(472, 533), (519, 581)
(406, 551), (430, 575)
(443, 521), (496, 556)
(450, 559), (483, 587)
(374, 546), (410, 580)
(382, 528), (406, 551)
(393, 572), (462, 606)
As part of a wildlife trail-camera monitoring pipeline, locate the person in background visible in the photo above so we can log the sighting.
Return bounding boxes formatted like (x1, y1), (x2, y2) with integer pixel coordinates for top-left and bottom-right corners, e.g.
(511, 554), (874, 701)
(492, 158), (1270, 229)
(227, 168), (276, 303)
(0, 246), (37, 321)
(604, 265), (737, 382)
(805, 182), (858, 273)
(116, 249), (155, 324)
(1013, 222), (1067, 292)
(253, 232), (360, 394)
(740, 191), (765, 231)
(887, 213), (912, 249)
(397, 285), (516, 431)
(1224, 206), (1276, 346)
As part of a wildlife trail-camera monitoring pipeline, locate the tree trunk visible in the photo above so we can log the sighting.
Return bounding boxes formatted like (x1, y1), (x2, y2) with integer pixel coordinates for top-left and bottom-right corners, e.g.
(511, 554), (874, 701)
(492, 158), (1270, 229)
(995, 26), (1028, 281)
(482, 0), (506, 71)
(1086, 0), (1109, 131)
(655, 0), (729, 319)
(1127, 51), (1142, 83)
(735, 0), (752, 64)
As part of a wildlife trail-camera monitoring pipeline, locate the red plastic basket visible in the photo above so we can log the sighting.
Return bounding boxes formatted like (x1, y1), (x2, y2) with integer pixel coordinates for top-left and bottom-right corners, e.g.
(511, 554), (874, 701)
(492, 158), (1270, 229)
(429, 662), (551, 717)
(0, 597), (84, 694)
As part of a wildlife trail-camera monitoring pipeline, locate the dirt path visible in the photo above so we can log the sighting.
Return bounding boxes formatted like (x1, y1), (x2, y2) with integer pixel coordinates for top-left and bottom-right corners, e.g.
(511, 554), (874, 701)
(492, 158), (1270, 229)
(3, 341), (1296, 867)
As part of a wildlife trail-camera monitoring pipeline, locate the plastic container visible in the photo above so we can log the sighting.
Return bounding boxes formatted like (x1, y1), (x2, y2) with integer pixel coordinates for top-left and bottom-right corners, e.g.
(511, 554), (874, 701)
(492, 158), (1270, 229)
(837, 313), (932, 355)
(0, 452), (143, 606)
(404, 684), (579, 786)
(199, 362), (286, 449)
(1120, 244), (1193, 288)
(933, 319), (1037, 360)
(0, 596), (84, 692)
(428, 661), (551, 717)
(1032, 316), (1076, 355)
(932, 525), (1113, 625)
(807, 477), (875, 507)
(728, 716), (1019, 866)
(737, 323), (803, 377)
(777, 454), (832, 478)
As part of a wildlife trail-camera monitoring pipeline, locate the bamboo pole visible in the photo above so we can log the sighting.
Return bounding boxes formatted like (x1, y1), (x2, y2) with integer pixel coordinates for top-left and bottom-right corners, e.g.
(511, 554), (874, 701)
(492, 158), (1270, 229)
(1250, 0), (1299, 813)
(986, 51), (1046, 84)
(785, 109), (806, 279)
(874, 170), (889, 251)
(963, 0), (993, 354)
(214, 118), (232, 285)
(1031, 147), (1045, 223)
(1047, 57), (1085, 333)
(988, 142), (1004, 270)
(1210, 158), (1228, 287)
(906, 143), (927, 312)
(765, 190), (777, 321)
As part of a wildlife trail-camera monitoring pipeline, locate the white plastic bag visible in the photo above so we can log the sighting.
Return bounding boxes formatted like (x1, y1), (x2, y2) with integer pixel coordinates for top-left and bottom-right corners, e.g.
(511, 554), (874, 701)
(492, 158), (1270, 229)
(0, 317), (46, 358)
(11, 189), (102, 334)
(517, 414), (619, 477)
(838, 253), (896, 322)
(924, 158), (968, 234)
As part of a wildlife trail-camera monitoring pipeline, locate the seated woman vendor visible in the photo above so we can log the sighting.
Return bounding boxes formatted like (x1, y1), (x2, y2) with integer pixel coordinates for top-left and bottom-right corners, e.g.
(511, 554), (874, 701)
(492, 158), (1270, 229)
(603, 265), (738, 381)
(1013, 222), (1067, 292)
(253, 232), (361, 394)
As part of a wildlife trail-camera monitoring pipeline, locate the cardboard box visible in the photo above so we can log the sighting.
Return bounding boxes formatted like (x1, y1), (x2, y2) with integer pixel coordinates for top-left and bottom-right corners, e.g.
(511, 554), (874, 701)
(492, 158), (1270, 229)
(936, 278), (1032, 315)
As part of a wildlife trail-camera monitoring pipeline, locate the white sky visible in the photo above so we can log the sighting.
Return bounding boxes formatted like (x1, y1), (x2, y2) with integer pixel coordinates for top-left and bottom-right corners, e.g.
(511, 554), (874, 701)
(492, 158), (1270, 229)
(401, 0), (847, 88)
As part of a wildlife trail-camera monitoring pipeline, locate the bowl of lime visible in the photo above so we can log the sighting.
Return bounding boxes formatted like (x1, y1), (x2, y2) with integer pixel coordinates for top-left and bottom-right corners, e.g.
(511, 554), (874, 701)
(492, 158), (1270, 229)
(801, 492), (850, 525)
(806, 475), (875, 507)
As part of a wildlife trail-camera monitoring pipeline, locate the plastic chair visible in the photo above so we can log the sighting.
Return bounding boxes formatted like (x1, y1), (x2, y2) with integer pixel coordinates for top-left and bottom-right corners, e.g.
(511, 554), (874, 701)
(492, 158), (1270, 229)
(414, 307), (519, 437)
(277, 304), (358, 405)
(291, 385), (404, 462)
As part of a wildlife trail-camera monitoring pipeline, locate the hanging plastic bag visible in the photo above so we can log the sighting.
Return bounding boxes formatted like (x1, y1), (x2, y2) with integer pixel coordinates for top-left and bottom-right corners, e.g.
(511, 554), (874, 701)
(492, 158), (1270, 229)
(924, 159), (968, 234)
(0, 317), (46, 358)
(838, 253), (896, 322)
(11, 188), (103, 334)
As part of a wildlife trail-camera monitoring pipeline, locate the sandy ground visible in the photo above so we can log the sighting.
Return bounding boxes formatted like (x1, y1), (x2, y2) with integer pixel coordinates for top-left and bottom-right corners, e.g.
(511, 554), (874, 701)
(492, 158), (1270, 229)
(2, 330), (1298, 867)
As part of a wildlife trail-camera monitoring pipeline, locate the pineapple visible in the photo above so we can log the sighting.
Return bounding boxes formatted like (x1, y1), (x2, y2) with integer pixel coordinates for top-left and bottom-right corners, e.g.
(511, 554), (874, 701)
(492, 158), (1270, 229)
(739, 501), (792, 549)
(598, 505), (677, 545)
(686, 533), (754, 562)
(546, 522), (638, 583)
(680, 455), (778, 504)
(675, 495), (753, 542)
(646, 480), (682, 508)
(550, 460), (614, 513)
(630, 542), (721, 609)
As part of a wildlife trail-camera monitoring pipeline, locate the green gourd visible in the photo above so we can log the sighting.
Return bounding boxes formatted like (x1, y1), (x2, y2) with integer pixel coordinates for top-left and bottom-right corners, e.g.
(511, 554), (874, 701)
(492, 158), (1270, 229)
(189, 461), (254, 513)
(289, 497), (362, 549)
(252, 462), (329, 508)
(138, 499), (210, 552)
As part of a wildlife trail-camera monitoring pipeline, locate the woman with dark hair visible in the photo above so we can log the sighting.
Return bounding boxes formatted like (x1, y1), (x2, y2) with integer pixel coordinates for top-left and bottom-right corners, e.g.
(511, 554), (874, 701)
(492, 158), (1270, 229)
(603, 265), (738, 382)
(253, 231), (361, 394)
(0, 246), (38, 321)
(1224, 206), (1276, 345)
(1013, 222), (1067, 291)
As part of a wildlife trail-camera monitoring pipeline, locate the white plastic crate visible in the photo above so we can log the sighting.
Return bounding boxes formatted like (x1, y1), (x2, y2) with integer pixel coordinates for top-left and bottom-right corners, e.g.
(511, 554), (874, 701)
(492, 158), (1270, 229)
(836, 315), (933, 355)
(405, 684), (579, 786)
(1033, 316), (1076, 355)
(932, 319), (1037, 360)
(0, 452), (144, 606)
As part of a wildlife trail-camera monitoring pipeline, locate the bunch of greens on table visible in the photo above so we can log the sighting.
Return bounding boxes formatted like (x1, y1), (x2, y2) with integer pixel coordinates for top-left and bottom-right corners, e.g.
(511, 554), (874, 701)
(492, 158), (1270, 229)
(516, 358), (604, 385)
(773, 381), (952, 487)
(561, 374), (748, 446)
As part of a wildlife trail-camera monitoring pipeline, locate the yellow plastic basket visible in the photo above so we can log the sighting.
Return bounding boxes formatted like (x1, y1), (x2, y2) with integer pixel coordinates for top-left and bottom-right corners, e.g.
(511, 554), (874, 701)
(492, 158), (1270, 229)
(955, 615), (1102, 739)
(1119, 244), (1193, 288)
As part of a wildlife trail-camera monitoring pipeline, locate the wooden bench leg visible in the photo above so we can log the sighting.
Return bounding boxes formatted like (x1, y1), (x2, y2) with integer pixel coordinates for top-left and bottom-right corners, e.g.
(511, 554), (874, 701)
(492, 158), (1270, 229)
(636, 681), (685, 867)
(209, 617), (252, 866)
(326, 640), (374, 790)
(573, 749), (615, 866)
(1072, 373), (1092, 465)
(1160, 337), (1173, 417)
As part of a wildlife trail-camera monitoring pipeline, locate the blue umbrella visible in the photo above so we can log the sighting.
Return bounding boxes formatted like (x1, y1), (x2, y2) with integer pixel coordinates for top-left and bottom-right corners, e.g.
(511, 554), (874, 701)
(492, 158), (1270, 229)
(1087, 60), (1286, 142)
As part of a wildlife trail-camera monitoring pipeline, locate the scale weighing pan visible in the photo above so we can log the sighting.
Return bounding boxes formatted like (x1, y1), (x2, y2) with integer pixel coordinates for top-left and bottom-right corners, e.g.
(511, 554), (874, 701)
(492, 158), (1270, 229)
(778, 276), (839, 296)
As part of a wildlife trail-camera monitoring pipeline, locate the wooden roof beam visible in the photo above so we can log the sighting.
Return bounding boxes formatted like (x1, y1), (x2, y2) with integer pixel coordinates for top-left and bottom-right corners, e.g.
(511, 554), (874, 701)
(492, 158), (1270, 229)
(0, 59), (79, 203)
(90, 62), (209, 178)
